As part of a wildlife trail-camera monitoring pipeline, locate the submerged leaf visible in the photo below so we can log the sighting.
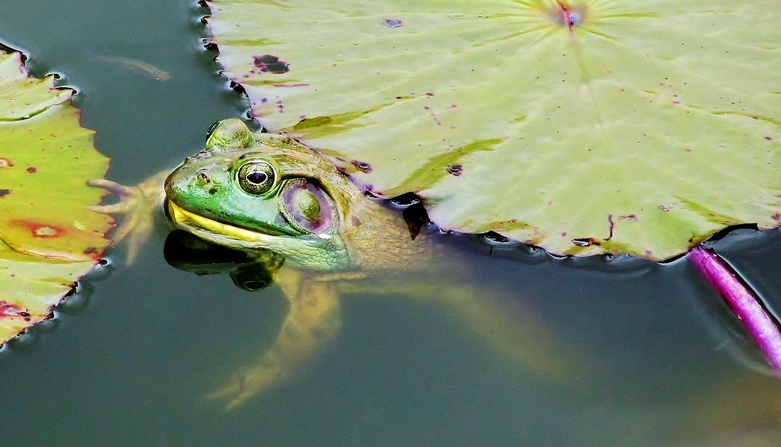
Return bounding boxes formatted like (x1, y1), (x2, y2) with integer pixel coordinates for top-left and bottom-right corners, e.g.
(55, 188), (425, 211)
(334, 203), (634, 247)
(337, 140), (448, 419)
(206, 0), (781, 260)
(0, 51), (112, 344)
(95, 55), (171, 81)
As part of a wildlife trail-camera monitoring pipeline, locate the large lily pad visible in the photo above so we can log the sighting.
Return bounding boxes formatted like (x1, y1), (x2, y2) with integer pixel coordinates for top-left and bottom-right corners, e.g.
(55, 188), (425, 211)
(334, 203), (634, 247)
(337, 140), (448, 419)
(206, 0), (781, 260)
(0, 51), (112, 344)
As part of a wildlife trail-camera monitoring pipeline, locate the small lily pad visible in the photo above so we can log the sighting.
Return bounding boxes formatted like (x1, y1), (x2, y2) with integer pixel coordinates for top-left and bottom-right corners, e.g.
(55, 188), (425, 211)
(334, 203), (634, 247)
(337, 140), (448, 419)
(0, 51), (112, 344)
(205, 0), (781, 260)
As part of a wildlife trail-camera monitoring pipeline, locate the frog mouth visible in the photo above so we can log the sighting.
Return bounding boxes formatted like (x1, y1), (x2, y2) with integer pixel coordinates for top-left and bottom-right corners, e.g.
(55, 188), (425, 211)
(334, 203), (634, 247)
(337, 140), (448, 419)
(166, 200), (281, 246)
(166, 199), (349, 271)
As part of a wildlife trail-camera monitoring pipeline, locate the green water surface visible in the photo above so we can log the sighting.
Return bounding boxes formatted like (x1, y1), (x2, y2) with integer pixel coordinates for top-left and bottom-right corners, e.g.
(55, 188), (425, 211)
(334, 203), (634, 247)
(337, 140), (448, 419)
(1, 1), (781, 446)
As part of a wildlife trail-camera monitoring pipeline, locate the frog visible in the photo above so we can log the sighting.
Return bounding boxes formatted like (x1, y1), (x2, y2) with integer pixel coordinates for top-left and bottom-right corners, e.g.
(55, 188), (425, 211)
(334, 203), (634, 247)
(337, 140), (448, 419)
(90, 118), (575, 409)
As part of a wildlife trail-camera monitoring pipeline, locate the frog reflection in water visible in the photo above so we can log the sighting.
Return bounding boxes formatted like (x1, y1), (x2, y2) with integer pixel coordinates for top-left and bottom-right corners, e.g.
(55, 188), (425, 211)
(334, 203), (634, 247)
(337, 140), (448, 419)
(91, 119), (574, 409)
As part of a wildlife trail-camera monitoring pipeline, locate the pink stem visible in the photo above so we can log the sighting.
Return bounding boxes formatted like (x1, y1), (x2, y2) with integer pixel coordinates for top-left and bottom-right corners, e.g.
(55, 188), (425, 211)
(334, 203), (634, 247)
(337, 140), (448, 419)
(689, 246), (781, 375)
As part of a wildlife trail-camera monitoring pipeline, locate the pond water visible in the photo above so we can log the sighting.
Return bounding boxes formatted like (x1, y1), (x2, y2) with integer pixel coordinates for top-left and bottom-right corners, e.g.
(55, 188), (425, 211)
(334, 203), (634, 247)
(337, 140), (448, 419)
(2, 1), (781, 446)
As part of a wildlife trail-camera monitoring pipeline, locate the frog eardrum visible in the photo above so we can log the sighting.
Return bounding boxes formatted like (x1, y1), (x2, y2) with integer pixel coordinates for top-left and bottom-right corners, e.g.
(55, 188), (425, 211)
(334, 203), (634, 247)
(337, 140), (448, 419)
(279, 179), (337, 234)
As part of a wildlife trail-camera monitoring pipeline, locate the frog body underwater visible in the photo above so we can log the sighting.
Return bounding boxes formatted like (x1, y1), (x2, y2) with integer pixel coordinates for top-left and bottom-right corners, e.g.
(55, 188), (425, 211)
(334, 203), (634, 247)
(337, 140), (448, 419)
(91, 119), (573, 409)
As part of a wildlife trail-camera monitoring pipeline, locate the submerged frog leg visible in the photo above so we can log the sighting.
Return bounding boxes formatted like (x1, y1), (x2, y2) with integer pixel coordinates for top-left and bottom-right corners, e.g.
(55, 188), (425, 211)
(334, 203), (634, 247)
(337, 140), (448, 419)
(441, 286), (579, 379)
(339, 280), (580, 380)
(88, 171), (168, 264)
(207, 267), (341, 410)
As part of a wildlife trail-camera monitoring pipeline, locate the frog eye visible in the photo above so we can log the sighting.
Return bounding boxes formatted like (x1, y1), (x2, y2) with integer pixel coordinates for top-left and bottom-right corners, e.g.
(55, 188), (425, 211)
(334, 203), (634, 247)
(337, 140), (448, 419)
(237, 160), (276, 195)
(279, 179), (336, 234)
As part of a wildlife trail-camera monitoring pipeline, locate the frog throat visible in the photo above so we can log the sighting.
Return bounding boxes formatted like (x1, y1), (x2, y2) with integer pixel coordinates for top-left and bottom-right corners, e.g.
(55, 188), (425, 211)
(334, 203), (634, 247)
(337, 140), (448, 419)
(165, 200), (350, 271)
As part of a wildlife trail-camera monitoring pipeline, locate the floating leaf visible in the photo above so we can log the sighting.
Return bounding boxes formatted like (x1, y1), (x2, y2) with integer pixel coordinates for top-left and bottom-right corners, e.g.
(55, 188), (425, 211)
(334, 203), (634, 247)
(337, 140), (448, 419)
(0, 51), (112, 344)
(205, 0), (781, 260)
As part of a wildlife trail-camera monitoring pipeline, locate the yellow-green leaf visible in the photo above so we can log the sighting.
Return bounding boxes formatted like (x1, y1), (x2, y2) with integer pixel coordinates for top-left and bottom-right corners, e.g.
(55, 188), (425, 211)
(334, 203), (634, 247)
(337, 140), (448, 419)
(0, 51), (112, 344)
(205, 0), (781, 260)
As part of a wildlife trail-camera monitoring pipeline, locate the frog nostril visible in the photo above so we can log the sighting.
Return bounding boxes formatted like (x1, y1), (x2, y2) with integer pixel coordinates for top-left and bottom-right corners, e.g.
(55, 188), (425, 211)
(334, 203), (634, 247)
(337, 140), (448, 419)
(197, 171), (211, 184)
(208, 187), (218, 195)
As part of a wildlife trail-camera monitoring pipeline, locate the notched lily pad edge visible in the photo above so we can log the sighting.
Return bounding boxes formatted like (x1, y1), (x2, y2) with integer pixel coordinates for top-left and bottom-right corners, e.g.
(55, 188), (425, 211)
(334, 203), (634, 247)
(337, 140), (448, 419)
(390, 189), (775, 264)
(0, 44), (113, 347)
(0, 256), (115, 351)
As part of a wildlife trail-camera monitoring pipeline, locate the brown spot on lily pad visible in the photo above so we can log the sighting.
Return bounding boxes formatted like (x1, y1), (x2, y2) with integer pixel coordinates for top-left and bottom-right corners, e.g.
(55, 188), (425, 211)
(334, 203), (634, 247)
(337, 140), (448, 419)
(351, 160), (372, 173)
(253, 54), (290, 74)
(26, 166), (36, 173)
(0, 189), (10, 197)
(12, 220), (66, 238)
(447, 164), (463, 176)
(0, 158), (12, 168)
(0, 300), (30, 318)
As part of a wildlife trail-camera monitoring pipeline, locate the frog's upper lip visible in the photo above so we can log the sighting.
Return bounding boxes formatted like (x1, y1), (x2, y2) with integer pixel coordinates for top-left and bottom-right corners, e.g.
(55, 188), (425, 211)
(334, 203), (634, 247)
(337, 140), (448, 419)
(166, 199), (280, 244)
(166, 200), (340, 263)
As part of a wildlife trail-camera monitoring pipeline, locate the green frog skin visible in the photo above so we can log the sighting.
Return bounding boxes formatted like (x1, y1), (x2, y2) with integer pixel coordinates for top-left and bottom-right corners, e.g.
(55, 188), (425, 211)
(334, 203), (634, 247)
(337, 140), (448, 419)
(90, 119), (574, 410)
(164, 118), (429, 274)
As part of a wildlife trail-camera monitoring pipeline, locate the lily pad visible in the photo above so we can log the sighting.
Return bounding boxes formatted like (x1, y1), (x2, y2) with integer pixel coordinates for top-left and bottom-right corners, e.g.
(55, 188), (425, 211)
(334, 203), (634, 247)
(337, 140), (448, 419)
(205, 0), (781, 260)
(0, 51), (112, 344)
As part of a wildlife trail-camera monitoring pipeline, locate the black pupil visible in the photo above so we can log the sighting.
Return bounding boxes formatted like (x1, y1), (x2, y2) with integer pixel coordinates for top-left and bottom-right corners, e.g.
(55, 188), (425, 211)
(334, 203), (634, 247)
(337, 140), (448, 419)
(247, 171), (268, 184)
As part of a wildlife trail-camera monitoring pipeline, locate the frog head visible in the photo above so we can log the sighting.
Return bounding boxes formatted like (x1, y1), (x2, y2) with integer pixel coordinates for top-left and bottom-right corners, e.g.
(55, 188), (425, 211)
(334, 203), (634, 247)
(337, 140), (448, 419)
(164, 119), (361, 271)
